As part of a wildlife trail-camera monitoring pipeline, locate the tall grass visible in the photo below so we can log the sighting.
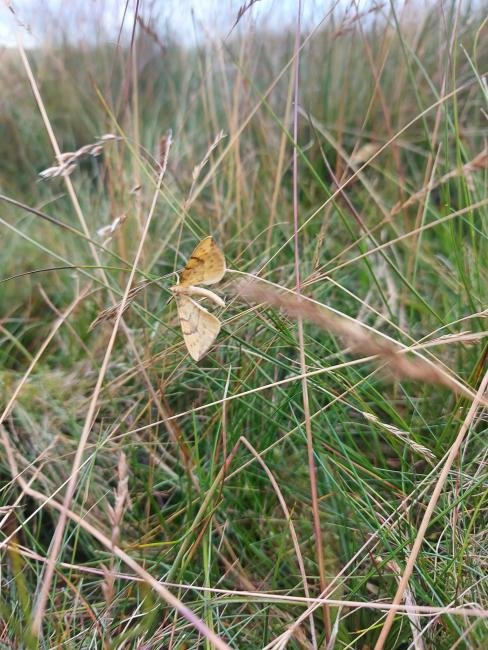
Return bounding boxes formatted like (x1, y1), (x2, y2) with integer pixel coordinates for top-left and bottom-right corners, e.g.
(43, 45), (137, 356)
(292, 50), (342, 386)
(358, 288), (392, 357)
(0, 1), (487, 648)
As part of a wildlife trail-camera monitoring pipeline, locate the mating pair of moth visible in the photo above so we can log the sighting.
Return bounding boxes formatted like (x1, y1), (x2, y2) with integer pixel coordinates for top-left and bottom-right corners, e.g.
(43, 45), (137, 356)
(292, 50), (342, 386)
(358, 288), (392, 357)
(171, 236), (226, 361)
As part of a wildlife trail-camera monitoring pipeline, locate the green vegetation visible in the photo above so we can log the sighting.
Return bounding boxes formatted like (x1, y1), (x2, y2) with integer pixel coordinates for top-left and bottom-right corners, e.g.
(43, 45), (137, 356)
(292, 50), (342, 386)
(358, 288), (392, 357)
(0, 2), (487, 648)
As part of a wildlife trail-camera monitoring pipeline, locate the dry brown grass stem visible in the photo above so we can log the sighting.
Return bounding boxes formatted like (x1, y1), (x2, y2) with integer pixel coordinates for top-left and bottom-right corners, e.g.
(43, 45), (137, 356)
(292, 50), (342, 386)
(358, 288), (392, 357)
(384, 559), (425, 650)
(136, 15), (167, 54)
(6, 541), (488, 622)
(240, 437), (317, 648)
(30, 146), (172, 635)
(89, 280), (151, 331)
(391, 146), (488, 216)
(362, 412), (435, 461)
(102, 452), (131, 614)
(290, 4), (329, 641)
(0, 427), (231, 650)
(185, 130), (226, 208)
(374, 368), (488, 648)
(235, 279), (487, 405)
(39, 134), (120, 178)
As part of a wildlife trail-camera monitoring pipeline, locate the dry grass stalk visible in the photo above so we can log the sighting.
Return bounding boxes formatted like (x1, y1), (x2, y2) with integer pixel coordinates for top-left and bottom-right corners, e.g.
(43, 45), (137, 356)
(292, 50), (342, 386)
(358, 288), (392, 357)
(362, 412), (435, 462)
(192, 131), (226, 184)
(97, 213), (128, 243)
(39, 134), (120, 179)
(374, 368), (488, 648)
(108, 451), (131, 548)
(381, 558), (425, 650)
(32, 151), (175, 634)
(235, 279), (485, 404)
(136, 15), (167, 54)
(231, 0), (262, 32)
(415, 330), (488, 350)
(391, 146), (488, 215)
(89, 281), (151, 331)
(158, 129), (173, 172)
(102, 452), (131, 611)
(186, 130), (227, 206)
(350, 142), (381, 165)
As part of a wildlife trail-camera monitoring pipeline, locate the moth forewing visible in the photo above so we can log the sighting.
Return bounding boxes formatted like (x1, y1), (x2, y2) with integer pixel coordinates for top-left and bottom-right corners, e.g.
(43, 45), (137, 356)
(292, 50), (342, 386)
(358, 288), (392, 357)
(175, 294), (221, 361)
(179, 236), (226, 287)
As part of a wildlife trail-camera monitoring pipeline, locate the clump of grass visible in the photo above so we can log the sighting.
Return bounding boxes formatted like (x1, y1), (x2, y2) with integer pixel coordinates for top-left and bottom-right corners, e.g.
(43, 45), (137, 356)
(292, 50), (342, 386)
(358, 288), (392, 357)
(0, 1), (487, 649)
(235, 277), (486, 404)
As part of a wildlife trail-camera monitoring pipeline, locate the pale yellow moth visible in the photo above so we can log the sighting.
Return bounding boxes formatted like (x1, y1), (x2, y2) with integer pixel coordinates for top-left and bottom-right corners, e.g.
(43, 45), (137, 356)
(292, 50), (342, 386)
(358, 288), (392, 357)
(170, 237), (226, 361)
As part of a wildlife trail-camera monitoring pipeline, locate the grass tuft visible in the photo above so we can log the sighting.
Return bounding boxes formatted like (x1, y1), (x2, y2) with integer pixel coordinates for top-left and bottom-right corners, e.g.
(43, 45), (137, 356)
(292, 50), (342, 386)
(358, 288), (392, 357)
(0, 1), (487, 648)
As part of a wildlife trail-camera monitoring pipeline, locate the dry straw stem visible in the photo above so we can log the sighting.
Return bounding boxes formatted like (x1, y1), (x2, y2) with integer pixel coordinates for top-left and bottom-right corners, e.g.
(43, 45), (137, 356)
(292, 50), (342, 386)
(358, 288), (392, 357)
(391, 145), (488, 216)
(362, 412), (435, 462)
(0, 288), (90, 430)
(291, 1), (328, 642)
(14, 32), (196, 634)
(235, 279), (487, 406)
(89, 280), (151, 330)
(31, 137), (173, 635)
(18, 38), (195, 612)
(102, 452), (131, 612)
(240, 437), (318, 649)
(6, 541), (487, 622)
(374, 368), (488, 649)
(0, 427), (231, 650)
(384, 559), (425, 650)
(39, 134), (120, 179)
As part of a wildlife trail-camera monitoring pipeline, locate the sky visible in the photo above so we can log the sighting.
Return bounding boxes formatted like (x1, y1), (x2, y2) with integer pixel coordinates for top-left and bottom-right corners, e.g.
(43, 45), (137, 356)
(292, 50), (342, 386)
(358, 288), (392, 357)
(2, 1), (479, 51)
(0, 0), (386, 48)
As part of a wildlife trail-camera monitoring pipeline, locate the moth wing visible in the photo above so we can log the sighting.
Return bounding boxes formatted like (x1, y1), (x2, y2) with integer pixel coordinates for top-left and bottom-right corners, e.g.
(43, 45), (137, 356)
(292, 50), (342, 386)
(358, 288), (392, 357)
(180, 236), (226, 287)
(175, 294), (221, 361)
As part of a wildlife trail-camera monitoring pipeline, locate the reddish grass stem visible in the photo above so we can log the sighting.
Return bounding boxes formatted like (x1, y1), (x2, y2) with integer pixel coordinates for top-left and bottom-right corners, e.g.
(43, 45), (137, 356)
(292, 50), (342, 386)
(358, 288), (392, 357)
(292, 1), (331, 642)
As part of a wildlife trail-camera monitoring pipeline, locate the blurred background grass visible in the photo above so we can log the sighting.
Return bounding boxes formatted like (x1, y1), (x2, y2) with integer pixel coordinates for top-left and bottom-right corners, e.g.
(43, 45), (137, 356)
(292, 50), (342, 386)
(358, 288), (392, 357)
(0, 1), (487, 648)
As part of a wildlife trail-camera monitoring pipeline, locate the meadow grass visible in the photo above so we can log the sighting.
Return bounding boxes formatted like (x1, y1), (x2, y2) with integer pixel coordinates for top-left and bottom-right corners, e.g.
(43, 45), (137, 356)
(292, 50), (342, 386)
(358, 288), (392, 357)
(0, 1), (487, 648)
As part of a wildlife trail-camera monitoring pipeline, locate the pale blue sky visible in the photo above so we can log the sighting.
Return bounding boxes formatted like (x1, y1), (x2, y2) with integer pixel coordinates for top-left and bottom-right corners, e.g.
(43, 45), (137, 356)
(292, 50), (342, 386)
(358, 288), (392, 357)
(0, 0), (389, 48)
(2, 1), (478, 51)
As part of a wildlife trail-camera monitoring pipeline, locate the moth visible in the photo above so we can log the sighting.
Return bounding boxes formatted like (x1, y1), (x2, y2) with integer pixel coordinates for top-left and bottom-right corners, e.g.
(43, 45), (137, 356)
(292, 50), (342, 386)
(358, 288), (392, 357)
(170, 237), (226, 361)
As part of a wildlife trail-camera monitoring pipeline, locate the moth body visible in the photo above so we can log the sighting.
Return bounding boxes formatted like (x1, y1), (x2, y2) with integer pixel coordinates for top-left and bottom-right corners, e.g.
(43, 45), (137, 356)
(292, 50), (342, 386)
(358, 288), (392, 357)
(171, 284), (225, 308)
